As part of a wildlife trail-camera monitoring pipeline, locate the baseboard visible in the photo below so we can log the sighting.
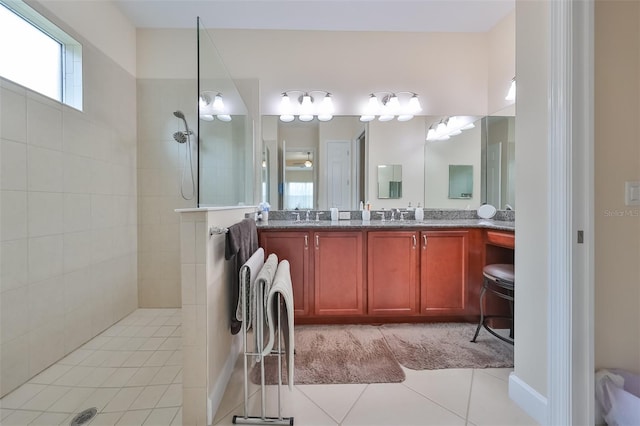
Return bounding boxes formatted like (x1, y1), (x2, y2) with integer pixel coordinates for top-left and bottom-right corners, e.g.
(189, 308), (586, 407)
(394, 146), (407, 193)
(509, 372), (548, 424)
(207, 334), (243, 425)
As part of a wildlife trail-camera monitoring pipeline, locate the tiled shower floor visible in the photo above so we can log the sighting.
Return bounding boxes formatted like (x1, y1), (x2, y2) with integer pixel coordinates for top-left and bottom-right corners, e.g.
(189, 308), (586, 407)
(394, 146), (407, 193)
(0, 309), (183, 426)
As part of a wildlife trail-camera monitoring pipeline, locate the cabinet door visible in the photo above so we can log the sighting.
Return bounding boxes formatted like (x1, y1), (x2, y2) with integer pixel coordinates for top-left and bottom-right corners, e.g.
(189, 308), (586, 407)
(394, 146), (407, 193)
(368, 231), (419, 315)
(259, 231), (311, 316)
(420, 230), (468, 315)
(314, 231), (364, 316)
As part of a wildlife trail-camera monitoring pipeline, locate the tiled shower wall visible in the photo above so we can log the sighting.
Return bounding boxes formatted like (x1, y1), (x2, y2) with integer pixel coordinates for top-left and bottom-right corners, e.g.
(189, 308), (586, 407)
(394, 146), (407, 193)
(136, 79), (197, 307)
(0, 43), (138, 396)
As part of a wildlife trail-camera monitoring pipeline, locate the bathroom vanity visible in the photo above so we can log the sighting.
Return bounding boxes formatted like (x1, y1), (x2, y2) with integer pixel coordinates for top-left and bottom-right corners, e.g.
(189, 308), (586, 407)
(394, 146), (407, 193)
(257, 217), (514, 324)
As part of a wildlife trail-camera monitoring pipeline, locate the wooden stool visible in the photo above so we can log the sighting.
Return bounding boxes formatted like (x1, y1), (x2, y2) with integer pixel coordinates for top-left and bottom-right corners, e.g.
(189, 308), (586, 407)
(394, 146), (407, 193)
(471, 263), (514, 345)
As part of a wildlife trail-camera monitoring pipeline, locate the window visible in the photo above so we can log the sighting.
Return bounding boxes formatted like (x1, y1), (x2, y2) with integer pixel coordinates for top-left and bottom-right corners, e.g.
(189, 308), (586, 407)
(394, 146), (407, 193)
(0, 0), (82, 109)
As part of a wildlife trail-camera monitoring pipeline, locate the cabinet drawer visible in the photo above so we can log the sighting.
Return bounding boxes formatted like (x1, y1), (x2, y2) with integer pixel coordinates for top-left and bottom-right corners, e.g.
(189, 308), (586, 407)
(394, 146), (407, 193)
(486, 230), (515, 249)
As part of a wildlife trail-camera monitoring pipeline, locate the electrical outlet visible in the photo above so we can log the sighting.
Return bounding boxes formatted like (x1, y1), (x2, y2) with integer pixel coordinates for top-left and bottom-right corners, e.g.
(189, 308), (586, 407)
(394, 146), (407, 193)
(626, 181), (640, 206)
(339, 211), (351, 220)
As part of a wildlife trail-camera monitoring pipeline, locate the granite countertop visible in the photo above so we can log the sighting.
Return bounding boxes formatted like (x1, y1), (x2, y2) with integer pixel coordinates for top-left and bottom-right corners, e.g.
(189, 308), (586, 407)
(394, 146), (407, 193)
(256, 219), (515, 232)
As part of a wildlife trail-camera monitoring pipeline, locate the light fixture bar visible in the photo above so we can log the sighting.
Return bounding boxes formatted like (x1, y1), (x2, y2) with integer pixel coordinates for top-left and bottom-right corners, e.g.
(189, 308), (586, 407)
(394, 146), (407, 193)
(278, 90), (334, 122)
(359, 91), (422, 122)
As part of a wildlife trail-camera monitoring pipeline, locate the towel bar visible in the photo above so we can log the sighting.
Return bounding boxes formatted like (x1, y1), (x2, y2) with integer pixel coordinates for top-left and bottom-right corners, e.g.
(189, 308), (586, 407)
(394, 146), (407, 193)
(209, 226), (229, 236)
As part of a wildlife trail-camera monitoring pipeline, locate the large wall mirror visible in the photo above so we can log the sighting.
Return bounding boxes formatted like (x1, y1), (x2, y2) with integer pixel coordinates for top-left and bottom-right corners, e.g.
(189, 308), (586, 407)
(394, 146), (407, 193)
(261, 112), (515, 211)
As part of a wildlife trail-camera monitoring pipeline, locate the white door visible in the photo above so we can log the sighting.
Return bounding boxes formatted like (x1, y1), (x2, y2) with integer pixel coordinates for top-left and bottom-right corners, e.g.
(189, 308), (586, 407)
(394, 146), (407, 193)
(487, 142), (502, 207)
(326, 140), (351, 209)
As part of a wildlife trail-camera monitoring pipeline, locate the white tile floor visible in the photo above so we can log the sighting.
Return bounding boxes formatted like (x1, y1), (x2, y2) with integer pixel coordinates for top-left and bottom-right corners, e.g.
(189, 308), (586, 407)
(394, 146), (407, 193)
(213, 347), (538, 426)
(0, 309), (183, 426)
(1, 309), (537, 426)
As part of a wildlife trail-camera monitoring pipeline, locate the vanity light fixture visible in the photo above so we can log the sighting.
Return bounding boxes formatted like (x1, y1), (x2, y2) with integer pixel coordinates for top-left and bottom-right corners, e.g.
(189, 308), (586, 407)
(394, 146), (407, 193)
(426, 116), (476, 141)
(278, 90), (334, 122)
(199, 91), (232, 121)
(360, 92), (422, 122)
(505, 77), (516, 101)
(304, 152), (313, 168)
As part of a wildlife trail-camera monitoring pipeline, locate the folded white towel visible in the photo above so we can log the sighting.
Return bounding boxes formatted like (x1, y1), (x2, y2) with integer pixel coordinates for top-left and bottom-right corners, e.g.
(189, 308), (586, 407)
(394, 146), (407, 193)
(235, 248), (265, 325)
(262, 260), (295, 390)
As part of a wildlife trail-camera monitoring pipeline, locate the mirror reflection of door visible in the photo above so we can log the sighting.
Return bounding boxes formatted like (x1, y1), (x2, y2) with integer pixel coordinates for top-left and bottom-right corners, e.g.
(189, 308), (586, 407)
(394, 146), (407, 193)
(261, 147), (270, 204)
(283, 149), (315, 209)
(486, 142), (502, 207)
(326, 140), (351, 209)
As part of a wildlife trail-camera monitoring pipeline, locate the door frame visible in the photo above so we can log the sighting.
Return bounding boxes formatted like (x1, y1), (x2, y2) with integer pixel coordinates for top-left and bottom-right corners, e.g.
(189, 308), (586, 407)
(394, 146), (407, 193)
(546, 0), (594, 424)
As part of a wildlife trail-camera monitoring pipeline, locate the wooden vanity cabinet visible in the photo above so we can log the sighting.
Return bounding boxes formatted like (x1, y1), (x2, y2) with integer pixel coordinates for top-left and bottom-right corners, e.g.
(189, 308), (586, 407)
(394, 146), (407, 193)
(259, 230), (365, 318)
(367, 231), (419, 315)
(420, 230), (469, 315)
(259, 231), (311, 317)
(313, 231), (365, 316)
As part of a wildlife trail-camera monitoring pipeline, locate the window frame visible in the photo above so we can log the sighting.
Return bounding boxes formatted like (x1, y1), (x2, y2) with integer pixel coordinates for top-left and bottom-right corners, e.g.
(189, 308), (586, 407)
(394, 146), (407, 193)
(0, 0), (82, 110)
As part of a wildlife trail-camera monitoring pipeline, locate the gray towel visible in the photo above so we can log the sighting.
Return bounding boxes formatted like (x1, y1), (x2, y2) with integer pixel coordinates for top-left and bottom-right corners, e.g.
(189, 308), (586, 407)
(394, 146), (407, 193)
(236, 247), (265, 326)
(253, 254), (278, 357)
(225, 218), (258, 335)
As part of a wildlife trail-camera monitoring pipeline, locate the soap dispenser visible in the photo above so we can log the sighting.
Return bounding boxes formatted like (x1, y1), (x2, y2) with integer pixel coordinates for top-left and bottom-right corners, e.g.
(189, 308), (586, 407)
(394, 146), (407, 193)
(415, 203), (424, 221)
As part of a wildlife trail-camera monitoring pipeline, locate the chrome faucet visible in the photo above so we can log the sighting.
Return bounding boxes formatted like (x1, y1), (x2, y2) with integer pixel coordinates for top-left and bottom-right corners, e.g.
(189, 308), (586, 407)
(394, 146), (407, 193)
(376, 211), (386, 222)
(293, 212), (300, 222)
(305, 210), (311, 221)
(315, 212), (324, 221)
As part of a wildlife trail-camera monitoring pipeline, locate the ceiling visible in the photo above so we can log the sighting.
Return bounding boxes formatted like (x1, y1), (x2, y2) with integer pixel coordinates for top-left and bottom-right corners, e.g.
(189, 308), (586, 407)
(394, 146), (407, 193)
(115, 0), (514, 32)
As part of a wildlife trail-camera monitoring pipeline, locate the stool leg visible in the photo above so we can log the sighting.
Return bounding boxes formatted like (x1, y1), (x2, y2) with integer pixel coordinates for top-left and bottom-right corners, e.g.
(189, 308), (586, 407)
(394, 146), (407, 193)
(508, 298), (514, 339)
(471, 283), (487, 343)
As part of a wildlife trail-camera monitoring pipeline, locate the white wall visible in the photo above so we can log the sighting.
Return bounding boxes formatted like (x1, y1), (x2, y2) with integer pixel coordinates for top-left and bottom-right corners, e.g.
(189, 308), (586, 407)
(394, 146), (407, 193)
(594, 0), (640, 373)
(513, 0), (549, 399)
(425, 125), (481, 209)
(488, 10), (516, 115)
(0, 1), (138, 396)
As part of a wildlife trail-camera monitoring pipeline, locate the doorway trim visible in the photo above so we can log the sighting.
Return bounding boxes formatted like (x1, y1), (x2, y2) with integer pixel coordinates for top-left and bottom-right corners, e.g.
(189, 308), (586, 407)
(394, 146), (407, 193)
(547, 0), (594, 424)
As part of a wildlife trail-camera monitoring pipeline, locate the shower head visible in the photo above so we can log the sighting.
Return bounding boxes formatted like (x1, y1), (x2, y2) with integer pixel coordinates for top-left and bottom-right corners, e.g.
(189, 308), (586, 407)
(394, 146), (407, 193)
(173, 110), (191, 135)
(173, 132), (187, 144)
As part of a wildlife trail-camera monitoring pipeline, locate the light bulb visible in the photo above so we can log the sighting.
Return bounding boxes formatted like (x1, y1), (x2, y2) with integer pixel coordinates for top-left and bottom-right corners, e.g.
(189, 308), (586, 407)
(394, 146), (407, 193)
(319, 94), (334, 114)
(299, 114), (314, 122)
(397, 114), (414, 122)
(217, 114), (232, 122)
(279, 114), (294, 122)
(213, 93), (224, 111)
(408, 94), (422, 114)
(200, 114), (214, 121)
(317, 114), (333, 122)
(360, 115), (375, 122)
(304, 159), (312, 168)
(387, 94), (400, 114)
(378, 114), (394, 122)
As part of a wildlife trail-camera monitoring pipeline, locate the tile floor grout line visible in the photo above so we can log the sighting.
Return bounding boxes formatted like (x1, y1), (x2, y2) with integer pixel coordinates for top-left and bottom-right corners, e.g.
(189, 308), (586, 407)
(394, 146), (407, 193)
(399, 379), (467, 423)
(335, 383), (369, 425)
(464, 369), (475, 425)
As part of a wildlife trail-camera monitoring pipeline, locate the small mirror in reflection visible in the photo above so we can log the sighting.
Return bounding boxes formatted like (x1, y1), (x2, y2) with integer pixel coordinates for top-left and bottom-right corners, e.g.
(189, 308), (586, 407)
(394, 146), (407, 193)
(448, 165), (473, 199)
(378, 164), (402, 199)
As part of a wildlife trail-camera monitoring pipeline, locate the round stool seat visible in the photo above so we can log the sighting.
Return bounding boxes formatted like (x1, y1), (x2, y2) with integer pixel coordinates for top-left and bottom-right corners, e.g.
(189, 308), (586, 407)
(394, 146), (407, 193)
(483, 264), (514, 284)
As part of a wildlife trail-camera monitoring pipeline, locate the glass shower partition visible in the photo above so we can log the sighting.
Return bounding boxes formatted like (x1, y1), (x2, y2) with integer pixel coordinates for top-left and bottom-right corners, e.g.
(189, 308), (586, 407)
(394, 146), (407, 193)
(197, 17), (254, 206)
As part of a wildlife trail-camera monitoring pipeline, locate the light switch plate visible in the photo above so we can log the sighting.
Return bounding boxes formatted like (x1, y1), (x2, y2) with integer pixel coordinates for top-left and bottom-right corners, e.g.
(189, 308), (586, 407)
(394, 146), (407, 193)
(625, 181), (640, 206)
(338, 211), (351, 220)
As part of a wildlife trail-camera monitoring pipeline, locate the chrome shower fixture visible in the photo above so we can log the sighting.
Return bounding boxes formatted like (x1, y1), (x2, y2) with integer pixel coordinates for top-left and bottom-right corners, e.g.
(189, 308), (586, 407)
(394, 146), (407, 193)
(173, 130), (193, 144)
(172, 110), (195, 200)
